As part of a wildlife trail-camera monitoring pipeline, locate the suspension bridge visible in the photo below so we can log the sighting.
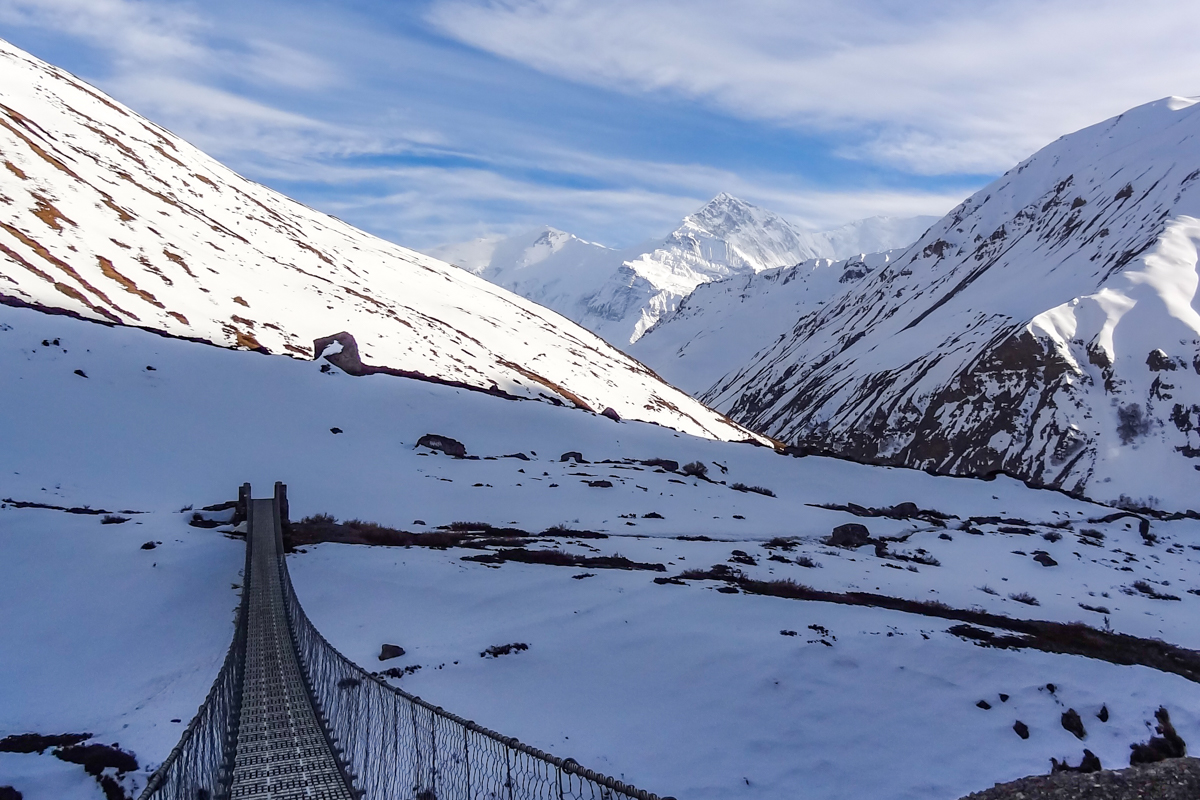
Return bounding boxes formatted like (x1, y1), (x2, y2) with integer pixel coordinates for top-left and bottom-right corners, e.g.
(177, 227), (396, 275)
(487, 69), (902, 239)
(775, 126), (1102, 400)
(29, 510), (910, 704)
(138, 483), (665, 800)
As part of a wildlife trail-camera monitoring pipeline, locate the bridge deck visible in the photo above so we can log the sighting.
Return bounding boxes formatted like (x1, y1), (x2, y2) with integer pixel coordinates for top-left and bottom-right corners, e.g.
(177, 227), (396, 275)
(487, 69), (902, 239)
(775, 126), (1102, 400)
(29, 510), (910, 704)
(229, 499), (354, 800)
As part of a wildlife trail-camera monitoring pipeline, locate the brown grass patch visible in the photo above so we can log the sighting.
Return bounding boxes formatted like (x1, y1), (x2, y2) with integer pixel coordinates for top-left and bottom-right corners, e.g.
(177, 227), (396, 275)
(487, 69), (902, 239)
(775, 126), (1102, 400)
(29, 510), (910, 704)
(97, 256), (163, 308)
(670, 566), (1200, 683)
(162, 250), (196, 278)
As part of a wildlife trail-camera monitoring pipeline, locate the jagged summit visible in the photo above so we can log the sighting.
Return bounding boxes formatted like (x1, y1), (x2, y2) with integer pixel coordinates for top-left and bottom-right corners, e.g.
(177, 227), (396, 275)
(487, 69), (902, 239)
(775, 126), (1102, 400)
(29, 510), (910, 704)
(436, 193), (935, 345)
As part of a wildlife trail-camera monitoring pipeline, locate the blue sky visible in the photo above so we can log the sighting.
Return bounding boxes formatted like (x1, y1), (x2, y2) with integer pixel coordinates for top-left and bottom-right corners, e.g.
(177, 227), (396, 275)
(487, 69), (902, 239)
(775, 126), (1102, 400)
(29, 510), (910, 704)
(2, 0), (1198, 250)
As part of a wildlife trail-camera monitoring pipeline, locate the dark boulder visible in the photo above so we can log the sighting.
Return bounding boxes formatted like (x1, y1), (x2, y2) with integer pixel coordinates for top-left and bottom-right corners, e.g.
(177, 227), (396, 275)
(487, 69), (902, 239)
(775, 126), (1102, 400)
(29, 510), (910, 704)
(560, 451), (586, 463)
(1051, 749), (1102, 773)
(378, 644), (405, 661)
(1062, 708), (1087, 740)
(1131, 707), (1187, 764)
(54, 743), (137, 776)
(314, 332), (368, 375)
(828, 523), (871, 548)
(417, 434), (467, 457)
(601, 407), (621, 422)
(1147, 349), (1179, 371)
(1033, 551), (1059, 567)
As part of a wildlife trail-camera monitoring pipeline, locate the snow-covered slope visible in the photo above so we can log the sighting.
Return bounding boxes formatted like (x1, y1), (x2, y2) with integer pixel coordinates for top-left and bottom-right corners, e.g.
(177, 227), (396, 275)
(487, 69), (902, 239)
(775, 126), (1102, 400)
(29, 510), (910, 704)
(706, 96), (1200, 510)
(630, 250), (904, 395)
(430, 195), (934, 346)
(0, 39), (753, 442)
(427, 227), (621, 322)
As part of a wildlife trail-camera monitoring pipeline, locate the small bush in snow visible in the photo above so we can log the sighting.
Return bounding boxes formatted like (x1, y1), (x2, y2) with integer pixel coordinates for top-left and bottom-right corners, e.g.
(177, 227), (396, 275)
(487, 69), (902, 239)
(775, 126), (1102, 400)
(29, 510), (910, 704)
(1009, 592), (1040, 606)
(481, 642), (529, 658)
(101, 514), (129, 525)
(681, 461), (708, 479)
(731, 482), (775, 497)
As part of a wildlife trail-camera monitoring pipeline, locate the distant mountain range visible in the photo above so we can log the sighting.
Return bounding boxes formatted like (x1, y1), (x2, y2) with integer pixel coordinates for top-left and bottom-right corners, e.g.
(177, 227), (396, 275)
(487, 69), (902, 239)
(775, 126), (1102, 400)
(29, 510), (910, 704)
(427, 194), (936, 346)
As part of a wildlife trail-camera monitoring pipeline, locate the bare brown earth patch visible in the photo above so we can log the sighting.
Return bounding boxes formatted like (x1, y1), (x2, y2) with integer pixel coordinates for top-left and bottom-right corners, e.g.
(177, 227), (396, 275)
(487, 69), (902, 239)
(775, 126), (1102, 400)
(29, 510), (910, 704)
(97, 256), (163, 308)
(960, 757), (1200, 799)
(30, 196), (74, 232)
(671, 566), (1200, 684)
(161, 249), (196, 278)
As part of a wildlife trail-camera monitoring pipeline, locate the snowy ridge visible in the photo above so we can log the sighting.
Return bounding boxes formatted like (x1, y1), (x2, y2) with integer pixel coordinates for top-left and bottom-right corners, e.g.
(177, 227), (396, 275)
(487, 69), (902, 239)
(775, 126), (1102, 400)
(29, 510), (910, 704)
(706, 96), (1200, 509)
(431, 194), (934, 346)
(630, 250), (904, 395)
(0, 39), (756, 443)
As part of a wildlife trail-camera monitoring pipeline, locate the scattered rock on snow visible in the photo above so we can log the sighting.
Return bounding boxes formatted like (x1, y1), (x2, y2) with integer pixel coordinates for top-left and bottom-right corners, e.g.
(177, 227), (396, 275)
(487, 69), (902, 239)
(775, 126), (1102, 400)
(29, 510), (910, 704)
(1014, 721), (1030, 740)
(1130, 707), (1187, 764)
(560, 451), (586, 463)
(601, 407), (620, 421)
(417, 434), (467, 457)
(54, 742), (138, 775)
(1032, 551), (1059, 567)
(1061, 708), (1087, 740)
(0, 733), (91, 754)
(481, 643), (529, 658)
(1051, 749), (1102, 773)
(827, 523), (871, 549)
(378, 644), (405, 661)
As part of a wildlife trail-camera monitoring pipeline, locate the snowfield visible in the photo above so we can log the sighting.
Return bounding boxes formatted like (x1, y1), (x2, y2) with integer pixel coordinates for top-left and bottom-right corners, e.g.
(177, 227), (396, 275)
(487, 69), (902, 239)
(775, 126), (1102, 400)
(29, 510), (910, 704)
(3, 304), (1199, 800)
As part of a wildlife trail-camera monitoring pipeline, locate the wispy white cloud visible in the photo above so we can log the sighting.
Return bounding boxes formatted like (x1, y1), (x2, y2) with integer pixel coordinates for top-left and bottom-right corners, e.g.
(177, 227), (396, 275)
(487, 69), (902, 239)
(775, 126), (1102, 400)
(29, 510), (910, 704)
(428, 0), (1200, 175)
(0, 0), (974, 249)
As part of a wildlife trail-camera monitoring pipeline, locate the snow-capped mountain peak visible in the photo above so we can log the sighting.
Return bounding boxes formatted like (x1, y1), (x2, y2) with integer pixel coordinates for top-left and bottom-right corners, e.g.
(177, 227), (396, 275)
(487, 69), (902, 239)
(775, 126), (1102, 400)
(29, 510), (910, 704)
(436, 194), (937, 346)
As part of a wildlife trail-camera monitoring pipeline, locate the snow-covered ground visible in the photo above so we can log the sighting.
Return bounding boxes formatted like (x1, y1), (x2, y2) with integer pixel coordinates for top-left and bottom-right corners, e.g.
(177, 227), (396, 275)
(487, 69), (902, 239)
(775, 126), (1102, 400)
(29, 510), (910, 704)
(3, 303), (1199, 799)
(430, 196), (934, 347)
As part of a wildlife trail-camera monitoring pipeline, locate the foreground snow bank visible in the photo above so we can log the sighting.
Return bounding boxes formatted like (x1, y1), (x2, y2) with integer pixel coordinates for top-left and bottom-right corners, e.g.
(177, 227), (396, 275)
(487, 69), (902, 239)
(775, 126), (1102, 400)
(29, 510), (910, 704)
(3, 305), (1200, 799)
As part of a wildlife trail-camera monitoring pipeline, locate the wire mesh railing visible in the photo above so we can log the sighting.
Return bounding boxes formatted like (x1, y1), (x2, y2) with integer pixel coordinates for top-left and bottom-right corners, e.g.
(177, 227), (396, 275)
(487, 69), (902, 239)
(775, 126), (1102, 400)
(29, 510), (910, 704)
(136, 486), (253, 800)
(275, 485), (668, 800)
